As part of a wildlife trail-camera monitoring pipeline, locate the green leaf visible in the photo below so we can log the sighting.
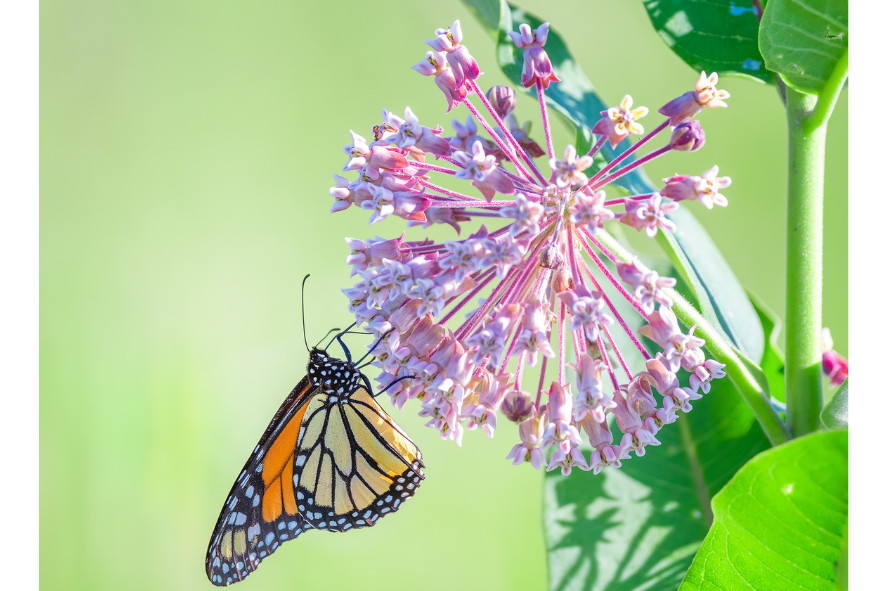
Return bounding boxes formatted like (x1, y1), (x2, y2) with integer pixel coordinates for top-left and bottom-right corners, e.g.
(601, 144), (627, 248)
(820, 378), (847, 429)
(658, 208), (765, 363)
(681, 430), (848, 590)
(758, 0), (848, 94)
(545, 376), (769, 590)
(461, 0), (501, 31)
(641, 0), (774, 84)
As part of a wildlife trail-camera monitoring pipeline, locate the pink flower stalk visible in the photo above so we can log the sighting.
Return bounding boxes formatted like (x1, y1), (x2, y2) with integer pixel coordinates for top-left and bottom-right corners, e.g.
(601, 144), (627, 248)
(331, 20), (732, 475)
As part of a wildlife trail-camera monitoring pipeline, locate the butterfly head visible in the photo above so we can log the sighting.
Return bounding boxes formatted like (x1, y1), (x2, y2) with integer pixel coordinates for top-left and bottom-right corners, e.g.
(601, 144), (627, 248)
(307, 348), (364, 398)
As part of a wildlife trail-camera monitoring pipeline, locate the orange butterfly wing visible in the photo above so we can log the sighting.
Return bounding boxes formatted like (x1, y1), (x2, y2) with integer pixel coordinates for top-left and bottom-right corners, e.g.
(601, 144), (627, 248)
(205, 377), (315, 586)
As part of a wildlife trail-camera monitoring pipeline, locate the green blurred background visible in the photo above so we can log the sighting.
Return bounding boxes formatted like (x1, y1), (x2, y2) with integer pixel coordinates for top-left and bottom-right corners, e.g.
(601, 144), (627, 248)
(40, 1), (846, 590)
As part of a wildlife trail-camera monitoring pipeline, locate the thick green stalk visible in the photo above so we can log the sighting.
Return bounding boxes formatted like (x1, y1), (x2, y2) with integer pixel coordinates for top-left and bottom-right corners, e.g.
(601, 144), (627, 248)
(782, 53), (847, 437)
(784, 88), (826, 437)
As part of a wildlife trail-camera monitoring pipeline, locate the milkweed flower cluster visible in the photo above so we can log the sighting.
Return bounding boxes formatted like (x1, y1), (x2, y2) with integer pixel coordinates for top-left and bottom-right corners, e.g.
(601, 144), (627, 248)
(330, 20), (730, 475)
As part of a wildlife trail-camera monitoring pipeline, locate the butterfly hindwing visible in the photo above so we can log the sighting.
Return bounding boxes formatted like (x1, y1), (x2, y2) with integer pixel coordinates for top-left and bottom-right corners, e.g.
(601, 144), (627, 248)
(293, 388), (424, 530)
(206, 349), (424, 587)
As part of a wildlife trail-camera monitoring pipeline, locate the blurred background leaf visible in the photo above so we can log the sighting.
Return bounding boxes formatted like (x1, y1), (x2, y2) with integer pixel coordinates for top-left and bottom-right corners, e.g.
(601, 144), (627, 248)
(681, 430), (848, 589)
(641, 0), (774, 84)
(41, 1), (846, 590)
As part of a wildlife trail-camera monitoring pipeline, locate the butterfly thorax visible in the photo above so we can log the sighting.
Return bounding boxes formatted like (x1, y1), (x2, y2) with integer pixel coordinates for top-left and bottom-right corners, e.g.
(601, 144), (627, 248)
(307, 349), (362, 402)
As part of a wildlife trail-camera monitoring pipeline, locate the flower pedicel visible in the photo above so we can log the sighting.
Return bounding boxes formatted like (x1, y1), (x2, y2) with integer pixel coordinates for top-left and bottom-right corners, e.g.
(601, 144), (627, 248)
(331, 20), (730, 475)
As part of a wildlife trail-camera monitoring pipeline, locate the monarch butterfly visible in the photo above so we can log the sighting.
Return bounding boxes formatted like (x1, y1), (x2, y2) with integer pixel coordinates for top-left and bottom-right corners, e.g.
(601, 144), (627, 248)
(205, 326), (424, 586)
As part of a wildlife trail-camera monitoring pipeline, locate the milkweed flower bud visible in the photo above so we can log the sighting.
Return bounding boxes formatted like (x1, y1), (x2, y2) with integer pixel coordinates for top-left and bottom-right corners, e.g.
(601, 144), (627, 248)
(670, 120), (706, 152)
(501, 389), (534, 423)
(486, 85), (517, 119)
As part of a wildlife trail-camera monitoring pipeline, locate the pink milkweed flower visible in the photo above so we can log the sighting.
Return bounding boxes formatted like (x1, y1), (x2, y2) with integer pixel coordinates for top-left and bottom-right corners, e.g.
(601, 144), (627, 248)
(413, 51), (469, 112)
(501, 113), (546, 159)
(581, 416), (622, 474)
(548, 444), (590, 475)
(541, 383), (583, 451)
(452, 140), (516, 200)
(425, 20), (480, 90)
(659, 71), (730, 125)
(559, 285), (614, 343)
(572, 353), (615, 423)
(660, 165), (731, 209)
(384, 106), (453, 157)
(330, 173), (354, 213)
(689, 358), (727, 394)
(447, 115), (484, 152)
(617, 258), (676, 314)
(550, 144), (594, 189)
(499, 192), (544, 237)
(343, 130), (409, 179)
(618, 193), (679, 237)
(507, 22), (560, 89)
(592, 95), (649, 148)
(570, 188), (614, 234)
(463, 371), (511, 438)
(506, 412), (547, 469)
(331, 19), (731, 475)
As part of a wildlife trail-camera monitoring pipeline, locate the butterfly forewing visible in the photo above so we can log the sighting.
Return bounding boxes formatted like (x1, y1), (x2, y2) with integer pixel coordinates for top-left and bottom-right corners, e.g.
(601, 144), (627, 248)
(206, 349), (424, 586)
(205, 377), (315, 586)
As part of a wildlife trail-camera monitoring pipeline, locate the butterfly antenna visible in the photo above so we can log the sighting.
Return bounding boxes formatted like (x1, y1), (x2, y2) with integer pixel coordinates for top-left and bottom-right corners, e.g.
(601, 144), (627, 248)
(330, 323), (358, 362)
(371, 374), (417, 398)
(301, 274), (311, 353)
(314, 327), (341, 350)
(355, 328), (394, 366)
(327, 322), (357, 346)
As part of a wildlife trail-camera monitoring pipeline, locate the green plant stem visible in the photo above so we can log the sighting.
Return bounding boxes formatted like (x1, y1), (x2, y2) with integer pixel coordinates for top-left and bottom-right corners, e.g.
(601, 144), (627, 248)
(781, 52), (846, 437)
(784, 88), (827, 437)
(595, 230), (791, 446)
